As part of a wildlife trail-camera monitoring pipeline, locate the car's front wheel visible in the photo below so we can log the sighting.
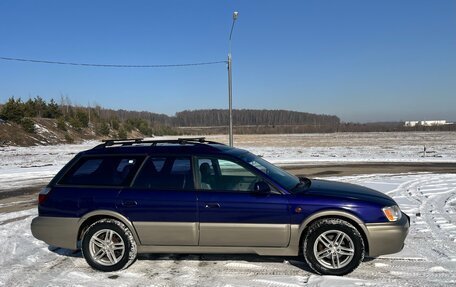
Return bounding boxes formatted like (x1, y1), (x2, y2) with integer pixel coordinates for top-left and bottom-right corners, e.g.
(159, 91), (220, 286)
(303, 218), (365, 276)
(81, 219), (137, 272)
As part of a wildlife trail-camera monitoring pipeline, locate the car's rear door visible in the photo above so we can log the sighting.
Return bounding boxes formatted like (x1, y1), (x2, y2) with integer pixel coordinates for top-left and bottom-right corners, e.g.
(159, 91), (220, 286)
(118, 155), (198, 246)
(196, 156), (291, 247)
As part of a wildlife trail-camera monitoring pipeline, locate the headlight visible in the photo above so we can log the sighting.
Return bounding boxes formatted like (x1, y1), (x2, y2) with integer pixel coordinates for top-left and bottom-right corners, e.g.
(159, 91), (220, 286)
(382, 205), (402, 221)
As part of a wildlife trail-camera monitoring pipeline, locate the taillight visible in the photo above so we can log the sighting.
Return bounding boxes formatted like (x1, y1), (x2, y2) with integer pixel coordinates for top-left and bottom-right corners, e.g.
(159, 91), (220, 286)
(38, 187), (52, 204)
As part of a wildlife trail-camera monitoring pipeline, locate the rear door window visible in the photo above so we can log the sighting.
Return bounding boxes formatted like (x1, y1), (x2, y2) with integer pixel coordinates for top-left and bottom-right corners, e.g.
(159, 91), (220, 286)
(59, 156), (145, 186)
(133, 156), (193, 190)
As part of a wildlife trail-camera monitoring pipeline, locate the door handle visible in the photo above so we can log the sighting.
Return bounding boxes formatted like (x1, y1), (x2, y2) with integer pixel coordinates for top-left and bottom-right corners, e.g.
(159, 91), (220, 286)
(122, 200), (138, 207)
(204, 203), (220, 209)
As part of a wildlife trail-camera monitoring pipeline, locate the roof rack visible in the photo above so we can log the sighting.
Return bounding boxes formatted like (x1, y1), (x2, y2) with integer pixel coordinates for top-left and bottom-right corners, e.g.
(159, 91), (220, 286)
(93, 137), (225, 149)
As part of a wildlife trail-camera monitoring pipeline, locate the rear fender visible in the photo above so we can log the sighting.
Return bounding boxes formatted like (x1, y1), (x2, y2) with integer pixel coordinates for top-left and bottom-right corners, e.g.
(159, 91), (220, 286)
(78, 210), (141, 244)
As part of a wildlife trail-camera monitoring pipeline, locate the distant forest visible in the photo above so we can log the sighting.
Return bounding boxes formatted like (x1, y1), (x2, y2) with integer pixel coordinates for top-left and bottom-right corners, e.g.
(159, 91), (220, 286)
(1, 96), (455, 137)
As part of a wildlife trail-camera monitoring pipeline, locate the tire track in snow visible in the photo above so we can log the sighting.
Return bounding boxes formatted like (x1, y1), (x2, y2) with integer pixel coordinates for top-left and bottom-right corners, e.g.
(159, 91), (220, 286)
(404, 175), (456, 262)
(340, 173), (456, 286)
(367, 174), (456, 287)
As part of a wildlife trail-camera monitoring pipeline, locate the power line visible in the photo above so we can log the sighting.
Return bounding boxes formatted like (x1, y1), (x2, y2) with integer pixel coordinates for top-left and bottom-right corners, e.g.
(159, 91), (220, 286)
(0, 56), (227, 68)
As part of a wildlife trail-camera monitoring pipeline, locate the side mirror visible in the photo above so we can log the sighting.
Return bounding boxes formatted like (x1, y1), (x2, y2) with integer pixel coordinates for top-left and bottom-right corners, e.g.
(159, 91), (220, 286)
(254, 181), (271, 193)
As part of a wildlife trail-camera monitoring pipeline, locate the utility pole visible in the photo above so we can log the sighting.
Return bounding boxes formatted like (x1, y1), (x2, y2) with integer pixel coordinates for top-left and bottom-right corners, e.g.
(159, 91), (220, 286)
(228, 11), (238, 147)
(88, 101), (91, 126)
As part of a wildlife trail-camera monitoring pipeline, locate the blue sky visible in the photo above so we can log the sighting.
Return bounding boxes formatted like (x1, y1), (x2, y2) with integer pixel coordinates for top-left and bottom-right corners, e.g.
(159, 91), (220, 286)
(0, 0), (455, 122)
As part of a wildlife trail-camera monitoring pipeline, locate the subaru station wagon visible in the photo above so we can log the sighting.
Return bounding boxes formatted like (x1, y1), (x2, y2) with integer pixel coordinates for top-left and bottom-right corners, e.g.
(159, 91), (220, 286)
(31, 138), (409, 275)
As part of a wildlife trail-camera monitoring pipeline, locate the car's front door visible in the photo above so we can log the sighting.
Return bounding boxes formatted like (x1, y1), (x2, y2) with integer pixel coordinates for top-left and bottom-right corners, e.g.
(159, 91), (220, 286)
(118, 155), (198, 246)
(196, 156), (291, 247)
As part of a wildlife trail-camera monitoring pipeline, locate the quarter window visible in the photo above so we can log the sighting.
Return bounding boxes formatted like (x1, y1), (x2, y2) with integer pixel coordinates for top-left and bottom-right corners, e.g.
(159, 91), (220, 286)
(59, 156), (144, 186)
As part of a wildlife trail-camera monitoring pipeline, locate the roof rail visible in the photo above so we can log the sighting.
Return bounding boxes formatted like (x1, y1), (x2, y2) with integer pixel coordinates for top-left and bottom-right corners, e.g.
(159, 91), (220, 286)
(176, 137), (225, 145)
(93, 137), (225, 149)
(177, 137), (206, 143)
(102, 138), (145, 146)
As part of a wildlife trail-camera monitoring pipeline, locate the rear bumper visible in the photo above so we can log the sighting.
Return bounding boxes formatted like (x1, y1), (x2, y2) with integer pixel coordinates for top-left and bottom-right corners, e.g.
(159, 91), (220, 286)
(31, 216), (79, 250)
(365, 212), (410, 257)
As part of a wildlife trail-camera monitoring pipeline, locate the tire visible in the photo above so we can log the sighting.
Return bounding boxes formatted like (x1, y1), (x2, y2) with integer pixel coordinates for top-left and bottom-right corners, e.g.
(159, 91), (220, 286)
(303, 218), (365, 276)
(81, 219), (137, 272)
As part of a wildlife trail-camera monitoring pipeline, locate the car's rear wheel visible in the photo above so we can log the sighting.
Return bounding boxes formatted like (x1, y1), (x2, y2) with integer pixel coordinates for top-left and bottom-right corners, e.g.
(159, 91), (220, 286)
(81, 219), (137, 272)
(303, 218), (365, 276)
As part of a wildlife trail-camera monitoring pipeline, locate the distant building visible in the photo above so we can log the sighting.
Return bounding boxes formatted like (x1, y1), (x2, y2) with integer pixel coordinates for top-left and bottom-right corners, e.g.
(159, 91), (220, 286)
(404, 120), (449, 127)
(404, 121), (419, 127)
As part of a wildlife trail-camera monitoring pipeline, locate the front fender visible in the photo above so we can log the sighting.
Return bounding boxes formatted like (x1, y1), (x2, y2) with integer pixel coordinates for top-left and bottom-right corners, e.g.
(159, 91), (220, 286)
(289, 209), (369, 254)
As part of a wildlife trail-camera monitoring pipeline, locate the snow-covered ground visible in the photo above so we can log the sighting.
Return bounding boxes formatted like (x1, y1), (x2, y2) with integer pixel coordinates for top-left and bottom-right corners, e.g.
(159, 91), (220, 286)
(1, 173), (455, 287)
(0, 141), (97, 191)
(231, 132), (456, 165)
(247, 144), (456, 165)
(1, 132), (455, 191)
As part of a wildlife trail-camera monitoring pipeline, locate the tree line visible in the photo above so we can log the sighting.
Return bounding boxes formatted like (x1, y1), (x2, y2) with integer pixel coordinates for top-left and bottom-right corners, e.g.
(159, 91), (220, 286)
(0, 96), (179, 137)
(174, 109), (340, 128)
(0, 96), (341, 133)
(0, 97), (61, 132)
(1, 96), (455, 136)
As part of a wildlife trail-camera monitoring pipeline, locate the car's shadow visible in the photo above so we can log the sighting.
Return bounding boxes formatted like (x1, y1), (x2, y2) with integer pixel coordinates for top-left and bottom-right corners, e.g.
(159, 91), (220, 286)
(48, 247), (375, 274)
(48, 246), (313, 272)
(48, 246), (82, 257)
(138, 253), (314, 273)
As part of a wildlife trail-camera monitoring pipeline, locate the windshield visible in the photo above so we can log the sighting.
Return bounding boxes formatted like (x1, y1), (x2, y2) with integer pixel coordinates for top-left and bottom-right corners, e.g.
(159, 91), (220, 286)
(239, 152), (301, 191)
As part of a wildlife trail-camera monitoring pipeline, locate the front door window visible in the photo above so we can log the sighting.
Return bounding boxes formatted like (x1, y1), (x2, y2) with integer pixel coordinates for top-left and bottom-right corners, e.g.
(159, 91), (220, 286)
(197, 157), (263, 192)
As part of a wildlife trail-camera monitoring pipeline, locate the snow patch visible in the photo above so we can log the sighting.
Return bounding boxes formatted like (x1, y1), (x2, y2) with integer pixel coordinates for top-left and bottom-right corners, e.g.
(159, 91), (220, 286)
(224, 262), (263, 269)
(429, 266), (449, 273)
(307, 275), (369, 286)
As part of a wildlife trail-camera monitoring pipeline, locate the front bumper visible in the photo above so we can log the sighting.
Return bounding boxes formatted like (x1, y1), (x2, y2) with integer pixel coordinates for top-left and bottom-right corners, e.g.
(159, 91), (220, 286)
(31, 216), (79, 250)
(365, 212), (410, 257)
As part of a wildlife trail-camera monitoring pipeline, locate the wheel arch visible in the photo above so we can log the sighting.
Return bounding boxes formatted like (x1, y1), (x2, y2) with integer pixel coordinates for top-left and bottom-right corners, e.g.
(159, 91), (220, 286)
(77, 210), (140, 245)
(297, 210), (370, 256)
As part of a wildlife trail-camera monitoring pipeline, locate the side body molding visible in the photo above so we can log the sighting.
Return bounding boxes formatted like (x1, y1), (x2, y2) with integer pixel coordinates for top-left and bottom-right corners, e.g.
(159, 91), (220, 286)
(33, 209), (371, 256)
(137, 210), (369, 256)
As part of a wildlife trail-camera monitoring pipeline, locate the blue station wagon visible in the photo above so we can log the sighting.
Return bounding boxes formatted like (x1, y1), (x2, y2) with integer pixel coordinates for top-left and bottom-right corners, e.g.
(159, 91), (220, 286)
(31, 138), (409, 275)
